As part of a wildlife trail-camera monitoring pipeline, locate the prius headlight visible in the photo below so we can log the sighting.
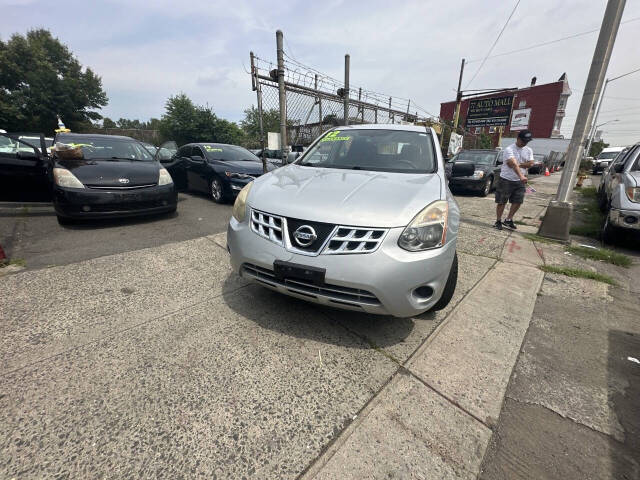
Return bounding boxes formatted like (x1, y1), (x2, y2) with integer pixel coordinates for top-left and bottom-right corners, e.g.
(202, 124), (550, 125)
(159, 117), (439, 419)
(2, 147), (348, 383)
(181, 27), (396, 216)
(398, 200), (449, 251)
(472, 170), (485, 179)
(232, 182), (252, 222)
(158, 168), (173, 185)
(53, 168), (85, 188)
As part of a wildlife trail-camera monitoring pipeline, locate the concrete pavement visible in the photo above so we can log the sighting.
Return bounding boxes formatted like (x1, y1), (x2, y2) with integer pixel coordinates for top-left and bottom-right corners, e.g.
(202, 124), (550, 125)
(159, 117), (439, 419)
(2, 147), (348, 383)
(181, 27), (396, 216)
(2, 169), (638, 479)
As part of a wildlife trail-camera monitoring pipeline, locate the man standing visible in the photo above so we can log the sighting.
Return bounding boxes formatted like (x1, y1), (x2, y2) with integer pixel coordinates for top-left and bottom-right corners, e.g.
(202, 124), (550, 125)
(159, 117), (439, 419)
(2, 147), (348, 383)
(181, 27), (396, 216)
(494, 130), (534, 230)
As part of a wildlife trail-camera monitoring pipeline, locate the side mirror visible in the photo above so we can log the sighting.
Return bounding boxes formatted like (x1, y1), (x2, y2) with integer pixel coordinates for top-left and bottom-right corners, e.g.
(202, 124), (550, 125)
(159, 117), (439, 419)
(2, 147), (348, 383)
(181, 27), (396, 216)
(17, 150), (39, 160)
(614, 163), (624, 173)
(496, 159), (503, 165)
(451, 162), (475, 177)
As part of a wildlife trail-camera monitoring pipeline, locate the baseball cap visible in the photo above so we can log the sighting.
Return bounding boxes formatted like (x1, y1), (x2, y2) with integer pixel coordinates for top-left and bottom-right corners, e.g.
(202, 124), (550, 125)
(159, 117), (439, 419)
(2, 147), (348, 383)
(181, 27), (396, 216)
(517, 130), (533, 143)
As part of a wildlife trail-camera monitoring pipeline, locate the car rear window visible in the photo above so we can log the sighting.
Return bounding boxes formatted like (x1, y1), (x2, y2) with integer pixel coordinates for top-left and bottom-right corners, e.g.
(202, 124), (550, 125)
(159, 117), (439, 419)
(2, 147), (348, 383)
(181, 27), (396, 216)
(298, 129), (436, 173)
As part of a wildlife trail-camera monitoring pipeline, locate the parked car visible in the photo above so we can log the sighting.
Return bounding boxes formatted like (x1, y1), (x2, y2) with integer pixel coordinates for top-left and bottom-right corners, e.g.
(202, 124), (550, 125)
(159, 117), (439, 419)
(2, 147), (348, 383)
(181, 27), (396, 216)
(51, 133), (177, 224)
(0, 133), (51, 200)
(597, 143), (639, 243)
(163, 143), (275, 203)
(593, 146), (625, 174)
(445, 149), (502, 197)
(227, 124), (475, 318)
(529, 153), (546, 174)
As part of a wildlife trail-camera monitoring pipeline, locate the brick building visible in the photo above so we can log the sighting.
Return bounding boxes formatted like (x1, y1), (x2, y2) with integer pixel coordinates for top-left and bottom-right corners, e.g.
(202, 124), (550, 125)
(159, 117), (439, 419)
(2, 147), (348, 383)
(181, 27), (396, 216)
(440, 74), (572, 144)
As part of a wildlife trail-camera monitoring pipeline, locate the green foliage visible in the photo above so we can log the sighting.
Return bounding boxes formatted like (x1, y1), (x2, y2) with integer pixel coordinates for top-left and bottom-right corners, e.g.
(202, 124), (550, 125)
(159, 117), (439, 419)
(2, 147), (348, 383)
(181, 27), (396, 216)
(569, 187), (604, 239)
(240, 106), (281, 148)
(478, 133), (493, 149)
(159, 93), (245, 146)
(589, 140), (609, 158)
(565, 245), (631, 267)
(102, 117), (117, 128)
(0, 29), (108, 134)
(539, 265), (616, 285)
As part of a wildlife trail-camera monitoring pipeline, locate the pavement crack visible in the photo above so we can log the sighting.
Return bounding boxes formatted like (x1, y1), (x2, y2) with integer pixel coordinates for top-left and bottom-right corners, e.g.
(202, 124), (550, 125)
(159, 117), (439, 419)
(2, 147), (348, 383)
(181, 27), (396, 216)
(504, 395), (626, 445)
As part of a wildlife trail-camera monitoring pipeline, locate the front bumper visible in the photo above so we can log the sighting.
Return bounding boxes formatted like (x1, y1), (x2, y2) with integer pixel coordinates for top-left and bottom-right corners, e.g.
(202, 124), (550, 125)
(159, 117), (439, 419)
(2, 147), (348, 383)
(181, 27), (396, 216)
(53, 184), (177, 219)
(609, 208), (640, 230)
(227, 217), (456, 318)
(449, 176), (486, 190)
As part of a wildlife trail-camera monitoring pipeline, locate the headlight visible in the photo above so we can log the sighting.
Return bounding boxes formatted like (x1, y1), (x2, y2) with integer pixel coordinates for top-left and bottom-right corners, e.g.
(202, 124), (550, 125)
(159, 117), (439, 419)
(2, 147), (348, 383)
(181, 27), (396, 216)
(158, 168), (173, 185)
(226, 171), (253, 180)
(53, 167), (84, 188)
(472, 170), (485, 179)
(232, 182), (252, 222)
(398, 200), (449, 251)
(626, 187), (640, 203)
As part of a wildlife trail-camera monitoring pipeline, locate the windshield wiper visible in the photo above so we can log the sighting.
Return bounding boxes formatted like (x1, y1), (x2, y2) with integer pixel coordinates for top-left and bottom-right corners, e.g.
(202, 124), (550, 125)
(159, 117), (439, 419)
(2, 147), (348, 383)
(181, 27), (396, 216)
(92, 156), (148, 161)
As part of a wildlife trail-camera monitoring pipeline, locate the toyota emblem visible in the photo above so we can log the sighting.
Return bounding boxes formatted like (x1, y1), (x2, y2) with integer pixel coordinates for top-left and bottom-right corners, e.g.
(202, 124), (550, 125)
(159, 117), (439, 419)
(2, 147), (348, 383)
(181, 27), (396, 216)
(293, 225), (317, 247)
(118, 178), (130, 184)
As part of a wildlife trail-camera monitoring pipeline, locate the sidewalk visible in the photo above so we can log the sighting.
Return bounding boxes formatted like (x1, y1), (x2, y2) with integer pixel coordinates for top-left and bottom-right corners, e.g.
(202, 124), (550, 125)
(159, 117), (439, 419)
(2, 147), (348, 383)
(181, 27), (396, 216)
(302, 173), (640, 479)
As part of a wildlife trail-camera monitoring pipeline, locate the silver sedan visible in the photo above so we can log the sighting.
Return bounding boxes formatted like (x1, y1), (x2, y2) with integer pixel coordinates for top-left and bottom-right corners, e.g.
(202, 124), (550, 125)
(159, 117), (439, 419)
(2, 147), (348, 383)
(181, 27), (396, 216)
(227, 124), (472, 318)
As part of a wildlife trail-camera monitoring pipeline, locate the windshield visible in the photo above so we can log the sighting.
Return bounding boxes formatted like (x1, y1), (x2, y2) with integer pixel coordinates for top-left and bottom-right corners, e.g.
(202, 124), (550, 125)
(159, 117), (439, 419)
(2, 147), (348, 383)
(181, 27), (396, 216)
(454, 151), (496, 165)
(598, 151), (620, 160)
(298, 129), (436, 173)
(202, 144), (260, 162)
(56, 135), (154, 161)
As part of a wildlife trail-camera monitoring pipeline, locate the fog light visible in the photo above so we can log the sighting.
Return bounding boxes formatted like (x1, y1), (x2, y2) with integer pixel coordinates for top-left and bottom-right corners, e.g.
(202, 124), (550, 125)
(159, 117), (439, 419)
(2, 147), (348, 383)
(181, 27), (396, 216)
(413, 286), (434, 300)
(82, 205), (91, 212)
(624, 216), (637, 224)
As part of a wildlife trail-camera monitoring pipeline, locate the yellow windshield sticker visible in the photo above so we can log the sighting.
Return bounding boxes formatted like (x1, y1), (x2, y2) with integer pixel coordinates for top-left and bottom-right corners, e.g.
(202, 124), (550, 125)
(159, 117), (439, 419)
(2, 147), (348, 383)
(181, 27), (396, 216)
(320, 131), (351, 142)
(204, 145), (223, 152)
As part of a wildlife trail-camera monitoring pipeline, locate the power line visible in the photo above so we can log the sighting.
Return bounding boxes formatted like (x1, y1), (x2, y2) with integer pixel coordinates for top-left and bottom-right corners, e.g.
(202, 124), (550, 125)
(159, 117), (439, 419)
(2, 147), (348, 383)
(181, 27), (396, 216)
(467, 16), (640, 63)
(464, 0), (521, 88)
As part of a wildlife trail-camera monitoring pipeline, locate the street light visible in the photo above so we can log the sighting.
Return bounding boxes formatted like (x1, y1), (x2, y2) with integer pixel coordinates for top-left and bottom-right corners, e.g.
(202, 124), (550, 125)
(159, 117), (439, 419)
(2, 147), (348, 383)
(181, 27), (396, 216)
(585, 66), (640, 156)
(586, 119), (619, 156)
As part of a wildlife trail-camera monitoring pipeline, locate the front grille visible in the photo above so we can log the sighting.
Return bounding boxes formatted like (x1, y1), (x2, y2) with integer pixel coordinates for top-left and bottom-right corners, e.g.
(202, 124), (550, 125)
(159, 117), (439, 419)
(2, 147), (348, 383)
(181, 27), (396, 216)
(324, 227), (387, 254)
(251, 210), (284, 245)
(86, 184), (157, 190)
(285, 217), (336, 253)
(242, 263), (381, 307)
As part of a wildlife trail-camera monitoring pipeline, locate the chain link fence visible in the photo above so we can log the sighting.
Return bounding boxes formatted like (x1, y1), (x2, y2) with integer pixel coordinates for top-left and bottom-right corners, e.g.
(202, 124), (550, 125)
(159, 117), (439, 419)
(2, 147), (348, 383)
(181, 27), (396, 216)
(249, 47), (441, 153)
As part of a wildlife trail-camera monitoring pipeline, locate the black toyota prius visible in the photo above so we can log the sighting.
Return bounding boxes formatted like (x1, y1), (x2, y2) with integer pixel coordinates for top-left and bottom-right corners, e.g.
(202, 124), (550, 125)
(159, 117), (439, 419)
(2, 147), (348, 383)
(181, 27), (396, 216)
(51, 133), (177, 224)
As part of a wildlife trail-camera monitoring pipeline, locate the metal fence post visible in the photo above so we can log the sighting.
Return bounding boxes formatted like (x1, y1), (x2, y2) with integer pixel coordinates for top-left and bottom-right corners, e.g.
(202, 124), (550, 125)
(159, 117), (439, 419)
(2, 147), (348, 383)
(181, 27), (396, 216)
(315, 74), (322, 135)
(389, 97), (393, 123)
(250, 51), (267, 173)
(343, 54), (350, 126)
(276, 30), (287, 164)
(374, 108), (378, 123)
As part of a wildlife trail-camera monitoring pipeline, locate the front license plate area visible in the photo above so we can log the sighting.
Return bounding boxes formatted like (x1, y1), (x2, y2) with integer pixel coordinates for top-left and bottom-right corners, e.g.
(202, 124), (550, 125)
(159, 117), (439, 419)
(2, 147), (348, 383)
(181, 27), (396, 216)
(274, 260), (325, 286)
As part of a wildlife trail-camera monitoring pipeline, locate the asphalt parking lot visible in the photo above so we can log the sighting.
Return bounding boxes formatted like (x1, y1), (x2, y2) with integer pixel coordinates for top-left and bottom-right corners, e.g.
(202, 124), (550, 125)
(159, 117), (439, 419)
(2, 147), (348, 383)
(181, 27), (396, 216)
(0, 192), (231, 271)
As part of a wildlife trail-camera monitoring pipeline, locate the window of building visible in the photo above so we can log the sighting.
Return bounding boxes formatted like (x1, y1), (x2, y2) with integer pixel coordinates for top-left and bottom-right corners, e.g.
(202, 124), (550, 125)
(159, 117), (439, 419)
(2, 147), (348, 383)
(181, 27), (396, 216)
(519, 100), (526, 109)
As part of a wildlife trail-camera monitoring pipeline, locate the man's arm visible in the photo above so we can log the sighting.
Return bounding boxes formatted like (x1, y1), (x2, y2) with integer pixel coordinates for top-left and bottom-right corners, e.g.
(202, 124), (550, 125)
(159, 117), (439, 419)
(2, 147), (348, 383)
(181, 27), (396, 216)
(506, 156), (528, 182)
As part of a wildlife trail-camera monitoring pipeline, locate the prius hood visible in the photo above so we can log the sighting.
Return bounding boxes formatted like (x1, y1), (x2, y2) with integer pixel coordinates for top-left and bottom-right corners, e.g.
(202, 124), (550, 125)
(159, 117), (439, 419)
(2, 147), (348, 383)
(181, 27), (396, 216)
(56, 158), (162, 187)
(247, 164), (443, 227)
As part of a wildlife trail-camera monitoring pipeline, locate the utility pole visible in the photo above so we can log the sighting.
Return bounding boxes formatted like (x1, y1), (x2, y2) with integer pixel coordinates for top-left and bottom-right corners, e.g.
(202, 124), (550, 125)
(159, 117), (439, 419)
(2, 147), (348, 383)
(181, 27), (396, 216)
(539, 0), (626, 240)
(276, 30), (287, 165)
(315, 74), (322, 135)
(452, 59), (466, 130)
(251, 51), (267, 173)
(343, 54), (350, 126)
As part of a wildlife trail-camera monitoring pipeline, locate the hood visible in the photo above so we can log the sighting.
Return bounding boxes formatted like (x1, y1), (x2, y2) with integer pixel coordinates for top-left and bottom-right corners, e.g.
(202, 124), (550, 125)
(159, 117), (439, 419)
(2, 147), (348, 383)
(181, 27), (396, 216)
(222, 159), (274, 175)
(56, 159), (161, 187)
(247, 164), (443, 227)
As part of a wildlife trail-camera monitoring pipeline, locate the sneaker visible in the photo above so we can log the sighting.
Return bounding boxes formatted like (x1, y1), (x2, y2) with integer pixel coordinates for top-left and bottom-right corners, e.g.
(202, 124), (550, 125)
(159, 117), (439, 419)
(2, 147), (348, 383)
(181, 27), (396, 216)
(494, 220), (503, 230)
(503, 219), (517, 230)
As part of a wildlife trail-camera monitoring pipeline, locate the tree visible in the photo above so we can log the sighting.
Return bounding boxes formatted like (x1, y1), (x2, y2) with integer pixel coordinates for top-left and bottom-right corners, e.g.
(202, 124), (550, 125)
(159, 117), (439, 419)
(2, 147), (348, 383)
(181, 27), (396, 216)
(589, 140), (609, 158)
(102, 117), (117, 128)
(240, 106), (281, 147)
(160, 93), (245, 146)
(478, 133), (493, 149)
(0, 29), (108, 133)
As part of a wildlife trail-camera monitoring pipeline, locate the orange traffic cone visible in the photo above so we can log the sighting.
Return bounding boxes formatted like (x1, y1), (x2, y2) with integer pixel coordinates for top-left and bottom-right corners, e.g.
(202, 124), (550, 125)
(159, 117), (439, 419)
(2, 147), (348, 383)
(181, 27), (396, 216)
(544, 167), (550, 176)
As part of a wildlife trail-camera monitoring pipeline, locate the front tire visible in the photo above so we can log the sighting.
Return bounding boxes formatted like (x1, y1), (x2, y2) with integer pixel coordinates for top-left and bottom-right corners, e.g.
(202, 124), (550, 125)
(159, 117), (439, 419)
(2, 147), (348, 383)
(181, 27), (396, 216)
(430, 253), (458, 312)
(210, 177), (225, 204)
(480, 176), (492, 197)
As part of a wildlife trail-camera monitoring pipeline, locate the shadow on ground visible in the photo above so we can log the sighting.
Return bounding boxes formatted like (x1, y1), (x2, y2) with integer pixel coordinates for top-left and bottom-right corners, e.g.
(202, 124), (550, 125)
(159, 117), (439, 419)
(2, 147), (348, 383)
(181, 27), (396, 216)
(221, 275), (414, 350)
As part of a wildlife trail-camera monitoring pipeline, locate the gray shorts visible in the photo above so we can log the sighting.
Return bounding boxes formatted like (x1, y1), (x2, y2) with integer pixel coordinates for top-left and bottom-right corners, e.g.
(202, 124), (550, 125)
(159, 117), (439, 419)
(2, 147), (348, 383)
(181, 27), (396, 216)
(495, 177), (525, 204)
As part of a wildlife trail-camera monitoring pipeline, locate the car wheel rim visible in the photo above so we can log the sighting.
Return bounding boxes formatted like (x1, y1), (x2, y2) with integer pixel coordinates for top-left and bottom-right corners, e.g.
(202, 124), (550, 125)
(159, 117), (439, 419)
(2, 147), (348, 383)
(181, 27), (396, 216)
(211, 180), (221, 200)
(484, 179), (491, 194)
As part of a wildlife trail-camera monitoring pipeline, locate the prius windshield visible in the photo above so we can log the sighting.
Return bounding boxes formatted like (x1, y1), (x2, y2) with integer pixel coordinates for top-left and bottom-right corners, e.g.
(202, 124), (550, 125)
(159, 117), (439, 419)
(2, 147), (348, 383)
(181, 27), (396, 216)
(55, 135), (154, 161)
(298, 129), (436, 173)
(454, 151), (497, 164)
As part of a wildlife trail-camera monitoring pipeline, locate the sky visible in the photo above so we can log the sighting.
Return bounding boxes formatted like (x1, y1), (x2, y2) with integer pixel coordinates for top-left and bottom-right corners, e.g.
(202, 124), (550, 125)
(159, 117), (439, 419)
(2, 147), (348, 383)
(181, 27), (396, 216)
(2, 0), (639, 145)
